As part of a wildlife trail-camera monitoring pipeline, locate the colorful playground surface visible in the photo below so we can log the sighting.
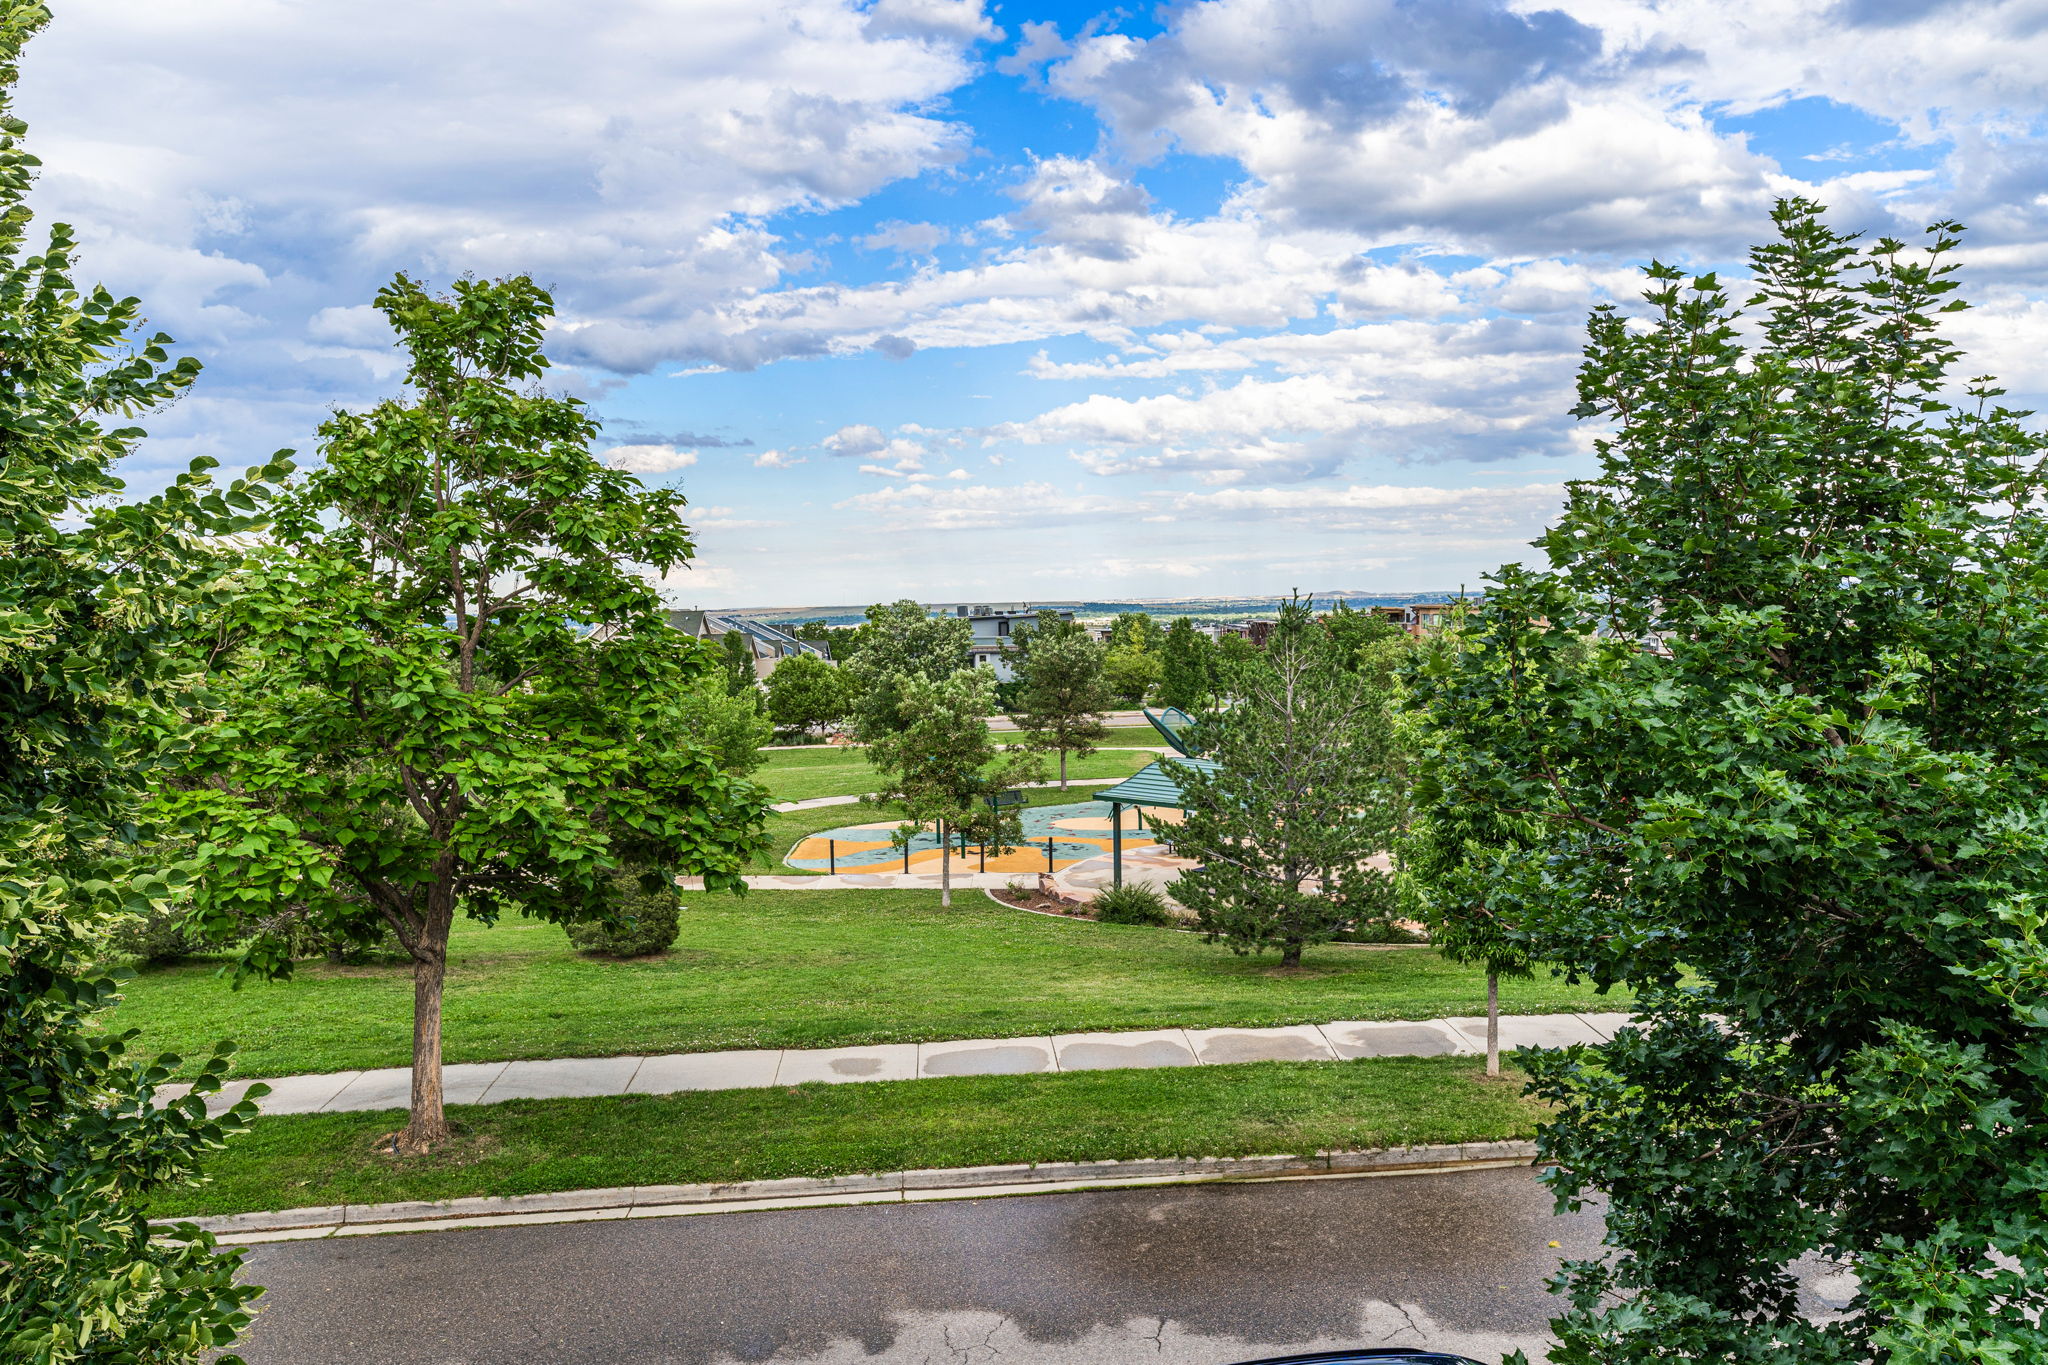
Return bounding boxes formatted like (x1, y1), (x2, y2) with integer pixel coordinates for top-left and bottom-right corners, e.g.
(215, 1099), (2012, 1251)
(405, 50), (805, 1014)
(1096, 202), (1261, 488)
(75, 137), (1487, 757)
(785, 801), (1181, 875)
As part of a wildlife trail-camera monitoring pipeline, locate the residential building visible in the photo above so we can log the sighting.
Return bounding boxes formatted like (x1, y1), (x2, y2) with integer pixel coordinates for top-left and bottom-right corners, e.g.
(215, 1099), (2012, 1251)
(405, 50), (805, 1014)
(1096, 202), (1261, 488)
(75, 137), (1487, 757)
(1370, 603), (1455, 637)
(940, 603), (1075, 683)
(666, 609), (828, 679)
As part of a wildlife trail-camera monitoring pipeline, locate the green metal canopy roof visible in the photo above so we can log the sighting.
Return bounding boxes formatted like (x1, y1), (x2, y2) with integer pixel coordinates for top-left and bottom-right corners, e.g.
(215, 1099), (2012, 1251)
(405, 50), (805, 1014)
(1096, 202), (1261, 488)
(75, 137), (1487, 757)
(1091, 757), (1219, 809)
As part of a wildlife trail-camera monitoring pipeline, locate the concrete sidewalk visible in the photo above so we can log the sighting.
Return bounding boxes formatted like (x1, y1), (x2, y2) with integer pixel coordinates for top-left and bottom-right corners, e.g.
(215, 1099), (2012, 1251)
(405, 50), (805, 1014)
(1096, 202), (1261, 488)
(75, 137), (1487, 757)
(160, 1012), (1633, 1119)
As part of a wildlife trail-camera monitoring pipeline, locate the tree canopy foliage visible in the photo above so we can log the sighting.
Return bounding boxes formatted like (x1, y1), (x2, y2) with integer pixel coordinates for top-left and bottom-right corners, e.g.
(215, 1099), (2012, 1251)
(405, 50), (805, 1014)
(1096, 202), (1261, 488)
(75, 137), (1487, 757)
(1164, 600), (1400, 968)
(1014, 629), (1113, 789)
(1157, 617), (1215, 712)
(1410, 201), (2048, 1360)
(157, 274), (768, 1152)
(765, 651), (852, 737)
(0, 6), (279, 1354)
(843, 599), (972, 741)
(863, 669), (1037, 906)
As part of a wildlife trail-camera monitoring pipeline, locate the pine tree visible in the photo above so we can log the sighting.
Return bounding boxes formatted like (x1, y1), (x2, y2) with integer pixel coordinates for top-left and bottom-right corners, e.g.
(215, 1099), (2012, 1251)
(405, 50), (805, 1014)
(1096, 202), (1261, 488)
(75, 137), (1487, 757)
(1164, 602), (1399, 968)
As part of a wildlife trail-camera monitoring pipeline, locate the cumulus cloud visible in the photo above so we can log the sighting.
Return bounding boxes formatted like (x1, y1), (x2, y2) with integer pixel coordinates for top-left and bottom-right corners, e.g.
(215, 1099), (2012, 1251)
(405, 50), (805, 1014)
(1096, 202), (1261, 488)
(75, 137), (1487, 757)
(18, 0), (990, 427)
(604, 444), (699, 474)
(34, 0), (2048, 608)
(859, 220), (952, 253)
(823, 423), (889, 456)
(836, 479), (1122, 529)
(863, 0), (999, 43)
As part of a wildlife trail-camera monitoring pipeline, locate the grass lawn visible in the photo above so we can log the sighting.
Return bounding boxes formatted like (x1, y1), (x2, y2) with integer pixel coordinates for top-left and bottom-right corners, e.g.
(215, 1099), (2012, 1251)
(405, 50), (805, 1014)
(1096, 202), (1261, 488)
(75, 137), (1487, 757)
(113, 888), (1625, 1079)
(756, 745), (1153, 804)
(1086, 725), (1172, 747)
(151, 1056), (1542, 1218)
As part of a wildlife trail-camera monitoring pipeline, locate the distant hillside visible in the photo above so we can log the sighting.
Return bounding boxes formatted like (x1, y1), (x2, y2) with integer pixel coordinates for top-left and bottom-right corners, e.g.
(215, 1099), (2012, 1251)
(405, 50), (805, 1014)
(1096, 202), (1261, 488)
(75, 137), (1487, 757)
(723, 591), (1473, 629)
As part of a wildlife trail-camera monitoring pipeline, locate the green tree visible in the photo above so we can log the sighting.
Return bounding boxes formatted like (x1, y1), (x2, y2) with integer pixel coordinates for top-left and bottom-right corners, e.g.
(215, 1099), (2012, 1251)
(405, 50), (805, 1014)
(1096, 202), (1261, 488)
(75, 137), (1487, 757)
(719, 626), (758, 700)
(765, 652), (851, 737)
(1162, 601), (1399, 968)
(1002, 607), (1086, 671)
(843, 599), (972, 741)
(680, 675), (773, 774)
(1107, 610), (1163, 653)
(1101, 642), (1162, 706)
(157, 275), (768, 1154)
(1321, 601), (1407, 674)
(1015, 631), (1114, 789)
(1157, 617), (1214, 711)
(1413, 201), (2048, 1360)
(0, 6), (282, 1353)
(1214, 632), (1260, 671)
(864, 669), (1038, 907)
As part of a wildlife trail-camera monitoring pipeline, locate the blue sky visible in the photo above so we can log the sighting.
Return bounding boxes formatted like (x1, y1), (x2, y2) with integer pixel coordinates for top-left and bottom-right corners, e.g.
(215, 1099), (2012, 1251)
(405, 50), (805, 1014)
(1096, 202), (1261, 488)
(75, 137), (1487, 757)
(22, 0), (2048, 606)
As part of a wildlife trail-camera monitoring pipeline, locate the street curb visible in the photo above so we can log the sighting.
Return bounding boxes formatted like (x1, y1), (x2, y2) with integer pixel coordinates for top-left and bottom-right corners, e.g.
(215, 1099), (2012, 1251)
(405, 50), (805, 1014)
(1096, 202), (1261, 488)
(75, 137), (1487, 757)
(157, 1141), (1538, 1245)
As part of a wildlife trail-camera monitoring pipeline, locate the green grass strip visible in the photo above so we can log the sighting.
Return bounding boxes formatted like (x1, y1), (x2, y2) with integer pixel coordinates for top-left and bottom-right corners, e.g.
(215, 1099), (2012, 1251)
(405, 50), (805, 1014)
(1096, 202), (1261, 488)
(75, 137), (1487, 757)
(112, 890), (1627, 1078)
(153, 1056), (1541, 1219)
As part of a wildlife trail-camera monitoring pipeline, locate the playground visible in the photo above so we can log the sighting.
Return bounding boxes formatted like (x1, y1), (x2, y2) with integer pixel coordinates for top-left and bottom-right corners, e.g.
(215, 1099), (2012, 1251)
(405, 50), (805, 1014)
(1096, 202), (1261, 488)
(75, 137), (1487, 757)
(785, 801), (1182, 875)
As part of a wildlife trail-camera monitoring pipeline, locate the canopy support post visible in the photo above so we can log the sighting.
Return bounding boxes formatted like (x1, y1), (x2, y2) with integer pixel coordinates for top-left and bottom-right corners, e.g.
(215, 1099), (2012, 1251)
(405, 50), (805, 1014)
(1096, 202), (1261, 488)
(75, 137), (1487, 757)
(1111, 802), (1124, 888)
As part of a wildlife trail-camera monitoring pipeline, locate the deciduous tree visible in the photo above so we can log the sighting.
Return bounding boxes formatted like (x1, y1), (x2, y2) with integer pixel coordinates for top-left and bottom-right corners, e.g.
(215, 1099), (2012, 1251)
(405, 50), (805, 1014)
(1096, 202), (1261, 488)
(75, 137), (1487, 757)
(864, 669), (1037, 906)
(844, 599), (972, 741)
(765, 651), (851, 737)
(1015, 630), (1113, 789)
(1414, 201), (2048, 1360)
(1101, 641), (1162, 706)
(0, 6), (280, 1352)
(159, 275), (767, 1154)
(1163, 602), (1398, 968)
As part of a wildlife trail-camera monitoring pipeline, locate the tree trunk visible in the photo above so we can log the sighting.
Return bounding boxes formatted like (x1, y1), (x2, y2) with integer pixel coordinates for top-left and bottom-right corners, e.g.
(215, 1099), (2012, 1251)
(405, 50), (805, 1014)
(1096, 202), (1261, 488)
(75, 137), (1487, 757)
(1486, 971), (1501, 1078)
(1281, 937), (1303, 969)
(939, 819), (951, 908)
(398, 892), (456, 1153)
(1060, 749), (1068, 791)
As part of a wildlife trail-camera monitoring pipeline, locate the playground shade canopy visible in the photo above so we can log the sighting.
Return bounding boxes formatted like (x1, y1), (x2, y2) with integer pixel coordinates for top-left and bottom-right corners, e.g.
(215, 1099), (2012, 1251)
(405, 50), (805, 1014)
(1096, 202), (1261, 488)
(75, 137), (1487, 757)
(1090, 757), (1219, 810)
(1143, 706), (1208, 758)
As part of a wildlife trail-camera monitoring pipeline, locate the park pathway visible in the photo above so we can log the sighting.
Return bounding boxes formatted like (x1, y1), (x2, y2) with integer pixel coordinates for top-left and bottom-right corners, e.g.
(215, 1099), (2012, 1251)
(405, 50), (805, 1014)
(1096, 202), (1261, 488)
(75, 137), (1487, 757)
(160, 1011), (1633, 1119)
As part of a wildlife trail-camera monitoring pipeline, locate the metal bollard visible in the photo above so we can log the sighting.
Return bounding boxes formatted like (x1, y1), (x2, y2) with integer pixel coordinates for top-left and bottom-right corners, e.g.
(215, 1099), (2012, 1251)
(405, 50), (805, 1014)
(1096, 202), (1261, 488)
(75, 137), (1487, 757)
(1045, 837), (1054, 872)
(828, 839), (836, 876)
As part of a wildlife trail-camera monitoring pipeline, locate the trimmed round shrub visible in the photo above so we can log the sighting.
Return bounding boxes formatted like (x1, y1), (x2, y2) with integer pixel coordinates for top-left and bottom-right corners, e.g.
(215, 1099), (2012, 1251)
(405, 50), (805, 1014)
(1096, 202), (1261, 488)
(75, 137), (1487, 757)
(565, 872), (683, 957)
(1091, 881), (1176, 926)
(106, 906), (202, 964)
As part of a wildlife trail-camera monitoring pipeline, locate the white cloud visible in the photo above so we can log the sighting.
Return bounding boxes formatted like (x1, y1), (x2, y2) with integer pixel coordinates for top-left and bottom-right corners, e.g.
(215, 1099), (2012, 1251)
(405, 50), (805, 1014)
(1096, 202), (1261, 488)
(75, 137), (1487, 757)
(836, 480), (1121, 528)
(752, 448), (807, 469)
(863, 0), (999, 43)
(19, 0), (988, 389)
(604, 444), (699, 474)
(823, 423), (889, 456)
(859, 219), (951, 253)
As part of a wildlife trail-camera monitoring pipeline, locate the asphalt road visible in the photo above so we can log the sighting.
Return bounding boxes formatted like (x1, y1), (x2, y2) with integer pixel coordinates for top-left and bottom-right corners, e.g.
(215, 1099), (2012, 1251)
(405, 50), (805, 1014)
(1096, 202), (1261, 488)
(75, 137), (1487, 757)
(229, 1167), (1621, 1364)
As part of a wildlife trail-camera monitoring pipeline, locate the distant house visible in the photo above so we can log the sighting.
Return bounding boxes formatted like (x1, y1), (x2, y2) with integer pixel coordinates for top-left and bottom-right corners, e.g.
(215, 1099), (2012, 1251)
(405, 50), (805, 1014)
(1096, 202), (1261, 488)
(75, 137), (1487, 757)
(940, 603), (1073, 683)
(1370, 603), (1454, 637)
(666, 609), (828, 679)
(1210, 619), (1273, 647)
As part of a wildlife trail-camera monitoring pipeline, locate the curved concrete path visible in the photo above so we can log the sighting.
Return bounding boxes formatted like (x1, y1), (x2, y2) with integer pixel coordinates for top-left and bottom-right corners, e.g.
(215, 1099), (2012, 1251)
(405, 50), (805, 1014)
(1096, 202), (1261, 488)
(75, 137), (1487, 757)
(159, 1012), (1636, 1119)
